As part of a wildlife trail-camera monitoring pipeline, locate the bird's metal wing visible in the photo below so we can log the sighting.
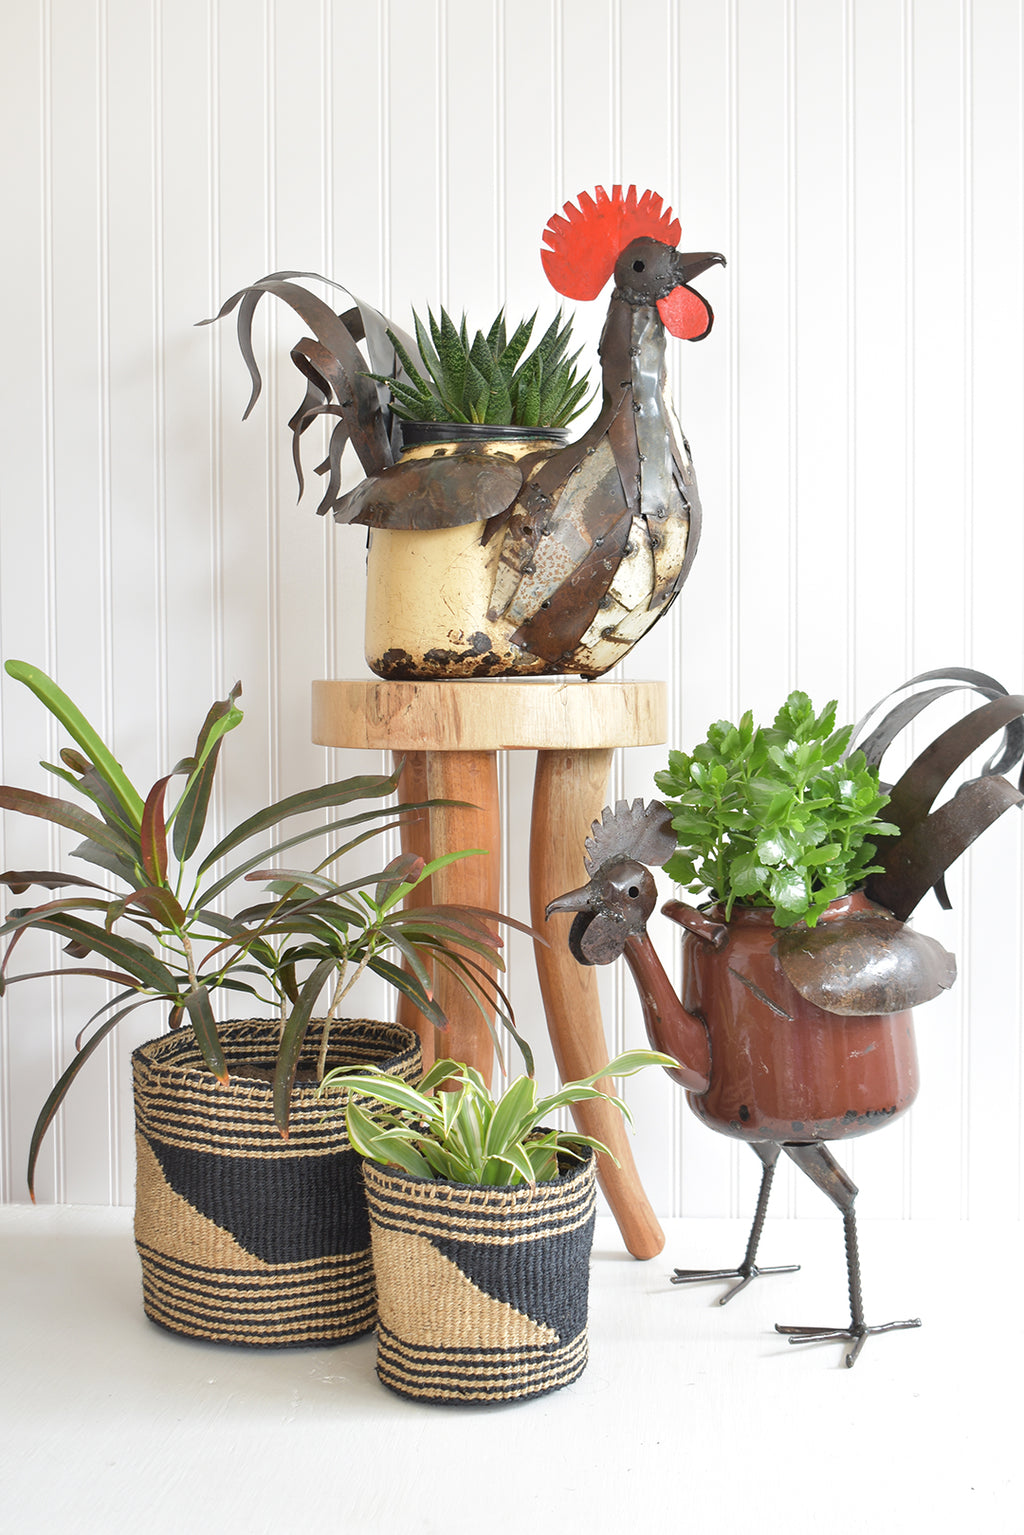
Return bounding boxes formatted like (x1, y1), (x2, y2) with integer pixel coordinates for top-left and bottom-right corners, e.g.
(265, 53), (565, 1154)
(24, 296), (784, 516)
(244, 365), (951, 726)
(333, 448), (524, 530)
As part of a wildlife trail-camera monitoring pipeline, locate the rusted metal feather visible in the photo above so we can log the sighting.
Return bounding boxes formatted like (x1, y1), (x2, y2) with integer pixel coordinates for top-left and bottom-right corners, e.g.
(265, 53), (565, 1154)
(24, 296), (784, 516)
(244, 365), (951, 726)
(774, 911), (956, 1015)
(583, 799), (677, 875)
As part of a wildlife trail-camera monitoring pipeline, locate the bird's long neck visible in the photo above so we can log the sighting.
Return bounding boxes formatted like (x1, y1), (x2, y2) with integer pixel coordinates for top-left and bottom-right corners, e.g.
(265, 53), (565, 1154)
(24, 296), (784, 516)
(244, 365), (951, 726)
(599, 296), (688, 508)
(622, 931), (712, 1094)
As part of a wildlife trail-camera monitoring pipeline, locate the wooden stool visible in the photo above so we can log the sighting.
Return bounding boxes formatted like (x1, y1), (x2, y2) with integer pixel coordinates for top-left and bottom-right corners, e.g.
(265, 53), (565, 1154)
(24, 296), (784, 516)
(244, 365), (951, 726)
(311, 678), (667, 1259)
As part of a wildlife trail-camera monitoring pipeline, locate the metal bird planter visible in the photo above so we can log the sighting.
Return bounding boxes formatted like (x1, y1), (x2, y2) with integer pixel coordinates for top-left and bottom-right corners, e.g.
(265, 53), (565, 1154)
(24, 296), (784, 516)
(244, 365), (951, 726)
(547, 669), (1024, 1366)
(205, 186), (724, 678)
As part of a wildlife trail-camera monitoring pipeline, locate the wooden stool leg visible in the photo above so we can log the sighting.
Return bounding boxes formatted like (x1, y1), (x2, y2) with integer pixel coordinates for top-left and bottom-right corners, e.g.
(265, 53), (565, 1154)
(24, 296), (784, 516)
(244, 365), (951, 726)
(424, 749), (500, 1086)
(531, 748), (665, 1260)
(394, 751), (435, 1070)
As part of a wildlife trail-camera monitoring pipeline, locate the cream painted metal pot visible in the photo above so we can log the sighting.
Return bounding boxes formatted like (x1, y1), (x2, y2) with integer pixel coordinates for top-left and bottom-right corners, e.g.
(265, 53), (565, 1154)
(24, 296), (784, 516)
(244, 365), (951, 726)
(364, 428), (564, 680)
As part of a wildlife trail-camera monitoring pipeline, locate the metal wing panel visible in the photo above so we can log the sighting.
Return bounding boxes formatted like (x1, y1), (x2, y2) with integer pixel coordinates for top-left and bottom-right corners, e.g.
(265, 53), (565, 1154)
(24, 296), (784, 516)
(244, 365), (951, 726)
(334, 451), (523, 530)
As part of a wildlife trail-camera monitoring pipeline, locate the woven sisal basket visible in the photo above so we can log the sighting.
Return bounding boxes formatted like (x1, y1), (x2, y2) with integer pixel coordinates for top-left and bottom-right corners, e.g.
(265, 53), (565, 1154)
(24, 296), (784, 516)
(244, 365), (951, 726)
(363, 1148), (597, 1403)
(132, 1017), (420, 1348)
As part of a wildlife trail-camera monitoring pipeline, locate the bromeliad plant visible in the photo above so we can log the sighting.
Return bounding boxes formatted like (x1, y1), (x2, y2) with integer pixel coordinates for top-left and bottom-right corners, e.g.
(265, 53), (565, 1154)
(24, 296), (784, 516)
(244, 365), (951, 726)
(321, 1048), (677, 1187)
(365, 306), (592, 429)
(653, 690), (899, 928)
(0, 660), (530, 1192)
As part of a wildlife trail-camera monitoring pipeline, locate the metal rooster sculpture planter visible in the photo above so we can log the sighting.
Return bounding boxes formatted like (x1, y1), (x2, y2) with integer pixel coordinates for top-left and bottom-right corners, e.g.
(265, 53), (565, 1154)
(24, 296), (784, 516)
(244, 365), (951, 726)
(204, 186), (724, 678)
(547, 671), (1024, 1366)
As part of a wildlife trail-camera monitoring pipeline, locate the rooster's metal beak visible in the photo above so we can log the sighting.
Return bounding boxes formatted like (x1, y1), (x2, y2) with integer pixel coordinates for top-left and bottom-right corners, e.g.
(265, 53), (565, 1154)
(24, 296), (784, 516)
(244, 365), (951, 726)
(672, 251), (727, 285)
(545, 885), (593, 920)
(545, 884), (603, 967)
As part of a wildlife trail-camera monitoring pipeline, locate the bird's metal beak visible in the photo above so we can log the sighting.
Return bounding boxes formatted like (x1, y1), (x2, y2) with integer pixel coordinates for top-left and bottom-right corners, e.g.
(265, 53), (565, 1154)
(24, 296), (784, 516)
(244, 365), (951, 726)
(659, 252), (726, 340)
(545, 883), (595, 921)
(672, 251), (727, 285)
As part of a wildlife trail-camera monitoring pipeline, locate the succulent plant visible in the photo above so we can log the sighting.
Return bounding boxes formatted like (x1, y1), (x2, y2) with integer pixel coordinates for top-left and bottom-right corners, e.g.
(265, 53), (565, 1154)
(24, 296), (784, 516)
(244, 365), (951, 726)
(367, 307), (593, 428)
(654, 691), (899, 928)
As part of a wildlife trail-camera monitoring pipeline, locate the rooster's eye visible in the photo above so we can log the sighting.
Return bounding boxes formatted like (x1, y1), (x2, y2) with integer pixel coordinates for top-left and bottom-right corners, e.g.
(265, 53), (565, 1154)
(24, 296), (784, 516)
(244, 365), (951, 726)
(632, 260), (645, 273)
(627, 886), (640, 899)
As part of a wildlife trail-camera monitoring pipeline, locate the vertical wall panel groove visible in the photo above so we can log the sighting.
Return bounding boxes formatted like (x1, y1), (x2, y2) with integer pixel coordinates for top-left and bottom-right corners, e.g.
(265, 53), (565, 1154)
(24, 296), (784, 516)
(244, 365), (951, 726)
(95, 0), (117, 1204)
(843, 0), (857, 717)
(437, 0), (449, 305)
(42, 0), (63, 1203)
(785, 0), (797, 694)
(264, 0), (279, 806)
(1018, 4), (1024, 1220)
(494, 0), (507, 298)
(902, 0), (917, 671)
(959, 0), (975, 1217)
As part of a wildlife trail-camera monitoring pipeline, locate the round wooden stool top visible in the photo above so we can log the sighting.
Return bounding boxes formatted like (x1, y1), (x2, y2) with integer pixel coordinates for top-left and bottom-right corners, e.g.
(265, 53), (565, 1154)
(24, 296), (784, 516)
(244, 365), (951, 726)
(311, 678), (667, 753)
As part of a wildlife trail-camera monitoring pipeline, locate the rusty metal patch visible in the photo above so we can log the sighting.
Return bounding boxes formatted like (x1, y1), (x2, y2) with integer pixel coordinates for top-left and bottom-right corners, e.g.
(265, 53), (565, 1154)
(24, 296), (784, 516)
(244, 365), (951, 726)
(333, 449), (524, 530)
(774, 914), (956, 1016)
(510, 509), (634, 663)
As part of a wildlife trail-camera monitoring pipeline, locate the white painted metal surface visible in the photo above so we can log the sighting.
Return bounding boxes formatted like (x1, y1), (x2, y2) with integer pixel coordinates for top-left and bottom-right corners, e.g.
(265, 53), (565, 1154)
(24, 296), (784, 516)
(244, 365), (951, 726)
(1, 1), (1022, 1228)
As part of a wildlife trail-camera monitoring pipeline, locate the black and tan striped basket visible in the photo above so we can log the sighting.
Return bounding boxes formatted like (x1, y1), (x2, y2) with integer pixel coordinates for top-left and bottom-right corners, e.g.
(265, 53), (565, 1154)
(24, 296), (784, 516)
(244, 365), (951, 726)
(132, 1017), (420, 1348)
(363, 1148), (597, 1403)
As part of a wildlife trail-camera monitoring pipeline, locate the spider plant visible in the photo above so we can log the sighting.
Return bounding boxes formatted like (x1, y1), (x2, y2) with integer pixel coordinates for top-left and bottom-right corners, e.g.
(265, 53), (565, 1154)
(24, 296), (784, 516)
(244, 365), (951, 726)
(321, 1048), (678, 1187)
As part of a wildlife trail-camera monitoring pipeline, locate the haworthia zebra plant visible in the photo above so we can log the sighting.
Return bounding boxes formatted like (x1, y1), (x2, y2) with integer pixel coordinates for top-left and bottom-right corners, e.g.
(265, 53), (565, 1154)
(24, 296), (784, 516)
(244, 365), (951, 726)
(366, 307), (593, 428)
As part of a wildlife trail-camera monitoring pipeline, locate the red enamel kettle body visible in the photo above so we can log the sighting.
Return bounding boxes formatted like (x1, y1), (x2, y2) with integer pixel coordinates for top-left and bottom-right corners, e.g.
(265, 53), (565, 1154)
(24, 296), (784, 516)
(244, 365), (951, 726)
(667, 894), (920, 1145)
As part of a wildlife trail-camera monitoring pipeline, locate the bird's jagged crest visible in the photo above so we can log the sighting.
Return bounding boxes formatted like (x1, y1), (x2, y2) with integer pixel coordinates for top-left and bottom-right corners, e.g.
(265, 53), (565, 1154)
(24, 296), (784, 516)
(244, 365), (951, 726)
(541, 185), (682, 301)
(583, 798), (677, 875)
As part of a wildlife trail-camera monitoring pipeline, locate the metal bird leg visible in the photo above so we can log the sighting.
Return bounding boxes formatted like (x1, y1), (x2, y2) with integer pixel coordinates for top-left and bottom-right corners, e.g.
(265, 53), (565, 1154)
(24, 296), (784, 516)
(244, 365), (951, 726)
(671, 1143), (800, 1304)
(774, 1142), (921, 1367)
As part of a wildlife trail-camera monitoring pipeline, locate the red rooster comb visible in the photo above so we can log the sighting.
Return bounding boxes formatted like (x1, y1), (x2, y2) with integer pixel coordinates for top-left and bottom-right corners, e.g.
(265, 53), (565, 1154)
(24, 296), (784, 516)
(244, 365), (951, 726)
(541, 185), (682, 301)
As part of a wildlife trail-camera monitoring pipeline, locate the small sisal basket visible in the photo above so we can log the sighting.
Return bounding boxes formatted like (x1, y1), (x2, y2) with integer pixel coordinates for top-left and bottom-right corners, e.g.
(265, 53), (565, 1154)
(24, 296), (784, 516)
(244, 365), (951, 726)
(363, 1148), (597, 1403)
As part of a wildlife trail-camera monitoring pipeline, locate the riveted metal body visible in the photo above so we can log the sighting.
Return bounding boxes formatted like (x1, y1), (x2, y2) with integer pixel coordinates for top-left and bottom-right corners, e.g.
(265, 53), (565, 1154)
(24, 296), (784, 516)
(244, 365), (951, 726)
(362, 293), (707, 680)
(669, 895), (921, 1144)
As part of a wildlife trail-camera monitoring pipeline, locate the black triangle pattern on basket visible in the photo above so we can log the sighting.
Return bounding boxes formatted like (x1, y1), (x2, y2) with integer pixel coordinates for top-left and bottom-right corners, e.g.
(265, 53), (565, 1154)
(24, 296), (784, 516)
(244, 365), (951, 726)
(429, 1210), (596, 1346)
(144, 1134), (370, 1264)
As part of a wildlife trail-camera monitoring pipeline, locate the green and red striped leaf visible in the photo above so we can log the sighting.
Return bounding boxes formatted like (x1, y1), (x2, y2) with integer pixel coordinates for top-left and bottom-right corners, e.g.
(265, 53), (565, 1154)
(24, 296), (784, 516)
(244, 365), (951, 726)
(272, 956), (338, 1134)
(182, 986), (228, 1083)
(5, 660), (144, 827)
(27, 994), (155, 1198)
(169, 683), (243, 862)
(140, 776), (172, 886)
(0, 786), (138, 864)
(197, 769), (402, 875)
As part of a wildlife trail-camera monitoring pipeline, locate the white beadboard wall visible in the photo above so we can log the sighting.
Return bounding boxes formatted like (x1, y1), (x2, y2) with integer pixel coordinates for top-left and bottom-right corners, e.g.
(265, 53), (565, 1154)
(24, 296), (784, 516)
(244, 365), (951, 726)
(1, 0), (1022, 1228)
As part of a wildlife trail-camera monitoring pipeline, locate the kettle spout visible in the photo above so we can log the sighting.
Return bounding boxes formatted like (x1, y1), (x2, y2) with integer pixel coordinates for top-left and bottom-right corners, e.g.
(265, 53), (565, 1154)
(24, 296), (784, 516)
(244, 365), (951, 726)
(622, 931), (712, 1095)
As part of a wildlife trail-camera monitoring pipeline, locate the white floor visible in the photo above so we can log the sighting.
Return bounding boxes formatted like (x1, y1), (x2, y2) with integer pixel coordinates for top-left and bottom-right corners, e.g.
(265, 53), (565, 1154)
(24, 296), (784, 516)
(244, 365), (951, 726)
(1, 1205), (1019, 1535)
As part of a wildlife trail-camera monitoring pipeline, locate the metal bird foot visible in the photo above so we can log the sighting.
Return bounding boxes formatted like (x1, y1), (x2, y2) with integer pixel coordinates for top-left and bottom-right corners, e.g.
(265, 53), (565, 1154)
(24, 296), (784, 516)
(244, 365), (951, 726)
(776, 1316), (922, 1369)
(671, 1260), (801, 1306)
(670, 1143), (799, 1304)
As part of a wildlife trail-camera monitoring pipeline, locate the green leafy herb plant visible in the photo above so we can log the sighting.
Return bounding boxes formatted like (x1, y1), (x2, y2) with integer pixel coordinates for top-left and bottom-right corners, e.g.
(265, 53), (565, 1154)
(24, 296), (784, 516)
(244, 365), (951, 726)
(653, 690), (899, 928)
(322, 1048), (677, 1187)
(0, 660), (531, 1192)
(367, 306), (593, 429)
